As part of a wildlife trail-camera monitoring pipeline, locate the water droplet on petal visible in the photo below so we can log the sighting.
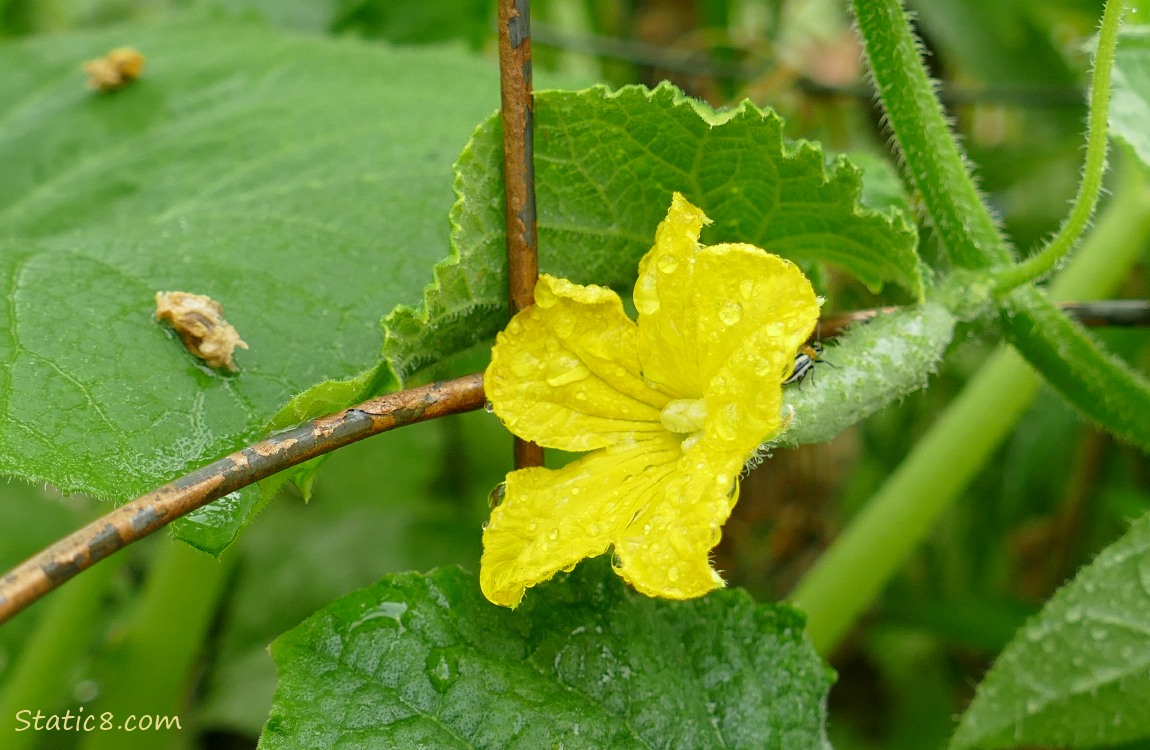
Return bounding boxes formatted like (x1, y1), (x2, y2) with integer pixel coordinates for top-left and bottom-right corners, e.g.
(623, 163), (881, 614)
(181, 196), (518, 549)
(739, 279), (754, 299)
(635, 277), (660, 315)
(487, 482), (506, 508)
(657, 254), (679, 273)
(548, 528), (559, 540)
(1064, 605), (1083, 623)
(667, 565), (680, 582)
(483, 400), (495, 414)
(546, 363), (589, 387)
(552, 315), (576, 338)
(714, 403), (740, 440)
(719, 301), (743, 325)
(510, 351), (537, 377)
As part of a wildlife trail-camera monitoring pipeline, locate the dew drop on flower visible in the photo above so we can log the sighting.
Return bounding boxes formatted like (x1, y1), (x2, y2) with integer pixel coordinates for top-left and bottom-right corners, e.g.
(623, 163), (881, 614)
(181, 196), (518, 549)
(714, 403), (740, 440)
(548, 528), (559, 541)
(667, 565), (680, 582)
(754, 357), (776, 377)
(483, 400), (495, 413)
(634, 276), (660, 315)
(719, 301), (743, 325)
(487, 482), (506, 508)
(546, 363), (589, 387)
(657, 254), (679, 273)
(739, 279), (754, 300)
(510, 351), (537, 377)
(552, 314), (576, 338)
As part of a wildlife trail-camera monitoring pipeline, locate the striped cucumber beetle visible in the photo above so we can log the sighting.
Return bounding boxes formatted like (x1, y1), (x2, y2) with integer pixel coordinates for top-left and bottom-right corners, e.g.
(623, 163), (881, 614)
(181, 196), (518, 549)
(783, 341), (834, 387)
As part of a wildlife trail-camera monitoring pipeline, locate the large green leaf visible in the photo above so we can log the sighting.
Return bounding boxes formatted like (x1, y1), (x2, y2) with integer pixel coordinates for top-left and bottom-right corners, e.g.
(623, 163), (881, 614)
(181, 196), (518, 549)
(950, 508), (1150, 750)
(261, 560), (833, 749)
(0, 19), (498, 549)
(385, 82), (921, 378)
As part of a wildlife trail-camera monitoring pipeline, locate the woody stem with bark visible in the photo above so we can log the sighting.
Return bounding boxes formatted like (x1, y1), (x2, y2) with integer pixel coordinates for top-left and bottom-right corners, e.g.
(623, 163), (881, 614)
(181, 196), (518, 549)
(498, 0), (544, 469)
(0, 373), (486, 625)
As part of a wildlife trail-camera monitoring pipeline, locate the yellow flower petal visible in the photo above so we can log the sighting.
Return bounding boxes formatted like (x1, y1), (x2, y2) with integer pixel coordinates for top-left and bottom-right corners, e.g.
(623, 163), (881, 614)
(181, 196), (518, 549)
(480, 434), (681, 607)
(635, 193), (820, 401)
(693, 245), (820, 460)
(486, 274), (669, 452)
(613, 448), (738, 599)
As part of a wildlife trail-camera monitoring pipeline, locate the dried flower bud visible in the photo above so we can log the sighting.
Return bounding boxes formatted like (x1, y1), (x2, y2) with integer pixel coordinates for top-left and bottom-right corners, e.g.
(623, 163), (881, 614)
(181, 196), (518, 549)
(155, 291), (248, 372)
(83, 47), (144, 92)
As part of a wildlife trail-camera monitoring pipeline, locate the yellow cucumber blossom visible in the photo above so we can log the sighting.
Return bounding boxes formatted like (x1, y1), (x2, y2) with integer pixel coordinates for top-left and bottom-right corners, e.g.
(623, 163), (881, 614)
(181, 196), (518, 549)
(481, 193), (820, 608)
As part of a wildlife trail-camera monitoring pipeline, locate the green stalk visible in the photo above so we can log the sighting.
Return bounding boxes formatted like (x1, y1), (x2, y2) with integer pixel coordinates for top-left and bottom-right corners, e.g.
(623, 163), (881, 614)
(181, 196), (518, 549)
(791, 161), (1150, 654)
(993, 0), (1124, 293)
(78, 539), (234, 750)
(0, 555), (123, 750)
(851, 0), (1012, 268)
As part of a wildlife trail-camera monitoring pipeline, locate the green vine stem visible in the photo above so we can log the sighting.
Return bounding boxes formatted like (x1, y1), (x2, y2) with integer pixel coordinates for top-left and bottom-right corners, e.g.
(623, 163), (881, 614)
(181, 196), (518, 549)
(992, 0), (1125, 293)
(851, 0), (1013, 269)
(1002, 283), (1150, 451)
(791, 160), (1150, 654)
(77, 540), (234, 750)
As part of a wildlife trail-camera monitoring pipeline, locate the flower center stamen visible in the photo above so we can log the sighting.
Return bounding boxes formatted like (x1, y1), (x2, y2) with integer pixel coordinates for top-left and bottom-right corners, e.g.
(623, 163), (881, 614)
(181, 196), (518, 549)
(660, 398), (708, 451)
